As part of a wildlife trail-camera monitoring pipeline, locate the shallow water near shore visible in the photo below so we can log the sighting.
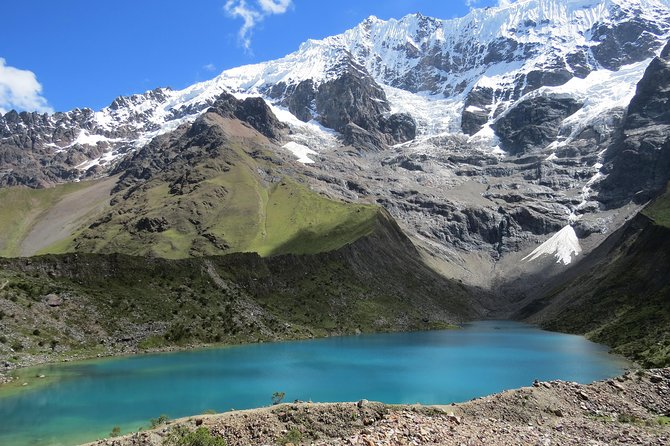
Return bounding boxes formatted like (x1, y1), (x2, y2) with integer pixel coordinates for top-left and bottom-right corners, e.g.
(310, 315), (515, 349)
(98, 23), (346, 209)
(0, 321), (631, 446)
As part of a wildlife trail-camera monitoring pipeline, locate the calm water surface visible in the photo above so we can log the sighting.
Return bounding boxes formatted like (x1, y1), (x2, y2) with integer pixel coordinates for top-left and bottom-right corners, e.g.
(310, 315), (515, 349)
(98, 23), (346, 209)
(0, 321), (631, 446)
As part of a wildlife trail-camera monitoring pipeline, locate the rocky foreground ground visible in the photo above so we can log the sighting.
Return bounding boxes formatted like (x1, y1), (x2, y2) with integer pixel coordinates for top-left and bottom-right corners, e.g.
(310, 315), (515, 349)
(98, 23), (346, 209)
(89, 369), (670, 446)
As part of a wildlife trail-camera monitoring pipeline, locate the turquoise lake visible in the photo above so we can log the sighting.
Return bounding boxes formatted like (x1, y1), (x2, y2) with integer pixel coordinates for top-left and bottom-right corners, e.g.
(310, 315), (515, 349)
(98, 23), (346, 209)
(0, 321), (631, 446)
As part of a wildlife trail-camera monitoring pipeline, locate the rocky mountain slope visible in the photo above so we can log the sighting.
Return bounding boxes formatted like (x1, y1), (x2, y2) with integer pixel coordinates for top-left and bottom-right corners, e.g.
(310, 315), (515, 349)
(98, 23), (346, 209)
(0, 93), (382, 259)
(2, 1), (670, 288)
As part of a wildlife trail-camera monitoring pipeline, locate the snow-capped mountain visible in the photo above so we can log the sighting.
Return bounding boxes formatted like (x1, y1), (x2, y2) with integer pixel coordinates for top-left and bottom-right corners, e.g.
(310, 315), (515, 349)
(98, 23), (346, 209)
(2, 0), (670, 279)
(3, 0), (668, 177)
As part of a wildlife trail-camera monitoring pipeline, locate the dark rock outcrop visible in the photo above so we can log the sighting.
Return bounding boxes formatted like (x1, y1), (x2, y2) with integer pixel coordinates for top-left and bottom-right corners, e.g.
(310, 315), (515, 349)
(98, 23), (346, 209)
(591, 11), (668, 70)
(286, 80), (317, 122)
(267, 57), (417, 150)
(210, 93), (286, 140)
(316, 69), (390, 146)
(135, 216), (169, 233)
(493, 96), (583, 155)
(461, 87), (494, 136)
(381, 113), (417, 144)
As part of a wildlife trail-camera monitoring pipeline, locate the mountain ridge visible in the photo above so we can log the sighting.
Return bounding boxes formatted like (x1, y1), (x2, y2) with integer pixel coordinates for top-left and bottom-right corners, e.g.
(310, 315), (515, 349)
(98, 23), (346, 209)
(1, 1), (670, 297)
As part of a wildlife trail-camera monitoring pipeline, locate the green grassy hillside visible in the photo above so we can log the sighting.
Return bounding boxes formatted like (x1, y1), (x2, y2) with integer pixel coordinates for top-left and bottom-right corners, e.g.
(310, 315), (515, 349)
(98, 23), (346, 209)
(0, 116), (378, 260)
(643, 183), (670, 227)
(0, 181), (96, 257)
(0, 210), (483, 378)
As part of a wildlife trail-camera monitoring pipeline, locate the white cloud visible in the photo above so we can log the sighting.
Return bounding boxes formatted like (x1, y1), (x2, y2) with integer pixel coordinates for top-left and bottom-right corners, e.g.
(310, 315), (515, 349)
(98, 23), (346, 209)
(497, 0), (516, 7)
(0, 58), (52, 115)
(258, 0), (291, 14)
(224, 0), (293, 50)
(203, 63), (217, 72)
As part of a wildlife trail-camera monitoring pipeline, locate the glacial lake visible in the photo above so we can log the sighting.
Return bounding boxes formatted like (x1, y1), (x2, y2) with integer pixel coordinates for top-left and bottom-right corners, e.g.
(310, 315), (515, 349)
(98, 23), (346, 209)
(0, 321), (631, 446)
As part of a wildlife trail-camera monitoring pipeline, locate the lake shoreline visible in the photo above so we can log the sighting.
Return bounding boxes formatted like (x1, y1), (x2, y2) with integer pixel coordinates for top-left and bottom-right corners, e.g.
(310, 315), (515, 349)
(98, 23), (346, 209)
(0, 321), (639, 445)
(1, 319), (637, 398)
(0, 323), (463, 397)
(83, 368), (670, 446)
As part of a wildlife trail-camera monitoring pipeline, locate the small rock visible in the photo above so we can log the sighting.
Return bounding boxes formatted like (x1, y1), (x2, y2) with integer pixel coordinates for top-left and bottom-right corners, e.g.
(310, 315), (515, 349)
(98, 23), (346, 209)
(195, 419), (203, 426)
(577, 390), (590, 401)
(608, 380), (625, 391)
(447, 412), (462, 425)
(357, 399), (369, 408)
(649, 374), (663, 383)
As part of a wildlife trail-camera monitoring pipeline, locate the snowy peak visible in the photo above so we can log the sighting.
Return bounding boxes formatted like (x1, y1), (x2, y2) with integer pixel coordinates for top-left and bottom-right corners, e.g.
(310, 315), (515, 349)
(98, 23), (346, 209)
(2, 0), (670, 187)
(330, 0), (670, 96)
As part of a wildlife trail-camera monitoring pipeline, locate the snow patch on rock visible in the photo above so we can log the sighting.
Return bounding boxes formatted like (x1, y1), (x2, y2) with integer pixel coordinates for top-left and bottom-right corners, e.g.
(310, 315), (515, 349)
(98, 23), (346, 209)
(522, 225), (582, 265)
(283, 142), (318, 164)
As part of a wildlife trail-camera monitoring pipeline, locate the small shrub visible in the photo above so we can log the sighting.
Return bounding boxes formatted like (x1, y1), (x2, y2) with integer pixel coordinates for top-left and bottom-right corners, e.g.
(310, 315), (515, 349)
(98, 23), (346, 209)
(656, 416), (670, 426)
(10, 342), (23, 352)
(278, 428), (302, 445)
(271, 391), (285, 405)
(618, 413), (644, 424)
(32, 329), (40, 336)
(0, 336), (6, 344)
(110, 426), (121, 437)
(166, 426), (226, 446)
(150, 414), (170, 429)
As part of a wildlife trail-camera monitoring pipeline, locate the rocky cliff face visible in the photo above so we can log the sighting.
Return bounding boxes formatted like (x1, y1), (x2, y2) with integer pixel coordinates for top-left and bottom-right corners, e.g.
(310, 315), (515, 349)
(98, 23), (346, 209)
(598, 40), (670, 207)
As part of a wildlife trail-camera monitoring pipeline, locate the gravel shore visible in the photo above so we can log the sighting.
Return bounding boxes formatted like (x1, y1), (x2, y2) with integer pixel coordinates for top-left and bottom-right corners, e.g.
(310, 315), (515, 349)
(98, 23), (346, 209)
(88, 368), (670, 446)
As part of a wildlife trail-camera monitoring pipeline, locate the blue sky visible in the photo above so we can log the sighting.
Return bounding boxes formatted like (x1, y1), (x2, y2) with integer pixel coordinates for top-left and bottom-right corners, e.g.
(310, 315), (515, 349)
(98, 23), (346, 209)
(0, 0), (500, 113)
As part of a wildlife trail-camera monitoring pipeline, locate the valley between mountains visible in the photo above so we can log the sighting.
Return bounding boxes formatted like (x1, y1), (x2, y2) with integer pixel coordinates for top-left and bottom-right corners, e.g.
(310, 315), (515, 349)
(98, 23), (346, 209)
(1, 0), (670, 420)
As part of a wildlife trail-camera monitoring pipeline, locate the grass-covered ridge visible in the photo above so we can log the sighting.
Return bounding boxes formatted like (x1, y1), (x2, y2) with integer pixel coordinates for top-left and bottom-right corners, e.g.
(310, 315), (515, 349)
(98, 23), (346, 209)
(0, 179), (110, 257)
(642, 182), (670, 227)
(0, 114), (379, 260)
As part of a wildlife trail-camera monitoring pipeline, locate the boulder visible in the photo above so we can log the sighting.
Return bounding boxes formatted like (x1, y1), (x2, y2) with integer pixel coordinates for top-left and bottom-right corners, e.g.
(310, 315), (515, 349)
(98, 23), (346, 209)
(45, 294), (63, 307)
